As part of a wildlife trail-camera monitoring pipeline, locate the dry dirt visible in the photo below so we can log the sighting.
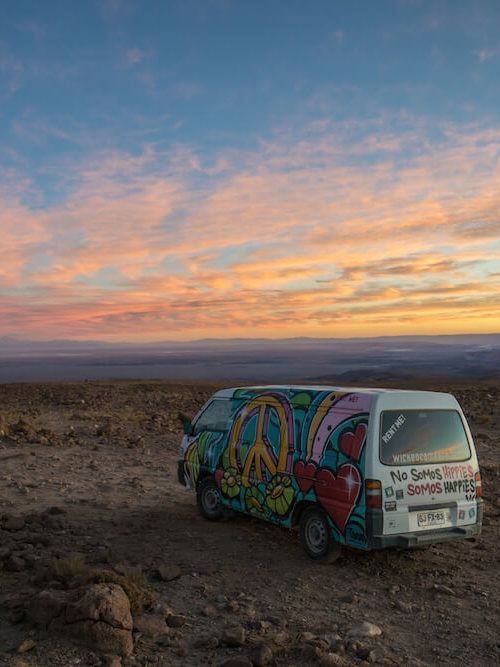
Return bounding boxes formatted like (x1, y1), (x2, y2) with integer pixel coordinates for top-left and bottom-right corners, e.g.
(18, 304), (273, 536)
(0, 379), (499, 667)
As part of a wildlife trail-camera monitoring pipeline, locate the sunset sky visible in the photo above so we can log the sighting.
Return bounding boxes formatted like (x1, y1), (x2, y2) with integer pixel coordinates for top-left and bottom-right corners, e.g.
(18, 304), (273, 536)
(1, 0), (499, 341)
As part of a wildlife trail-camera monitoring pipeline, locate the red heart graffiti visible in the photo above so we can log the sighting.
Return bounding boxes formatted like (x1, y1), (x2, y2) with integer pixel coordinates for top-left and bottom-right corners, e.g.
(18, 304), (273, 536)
(293, 460), (319, 493)
(314, 464), (361, 533)
(214, 469), (224, 488)
(339, 423), (367, 463)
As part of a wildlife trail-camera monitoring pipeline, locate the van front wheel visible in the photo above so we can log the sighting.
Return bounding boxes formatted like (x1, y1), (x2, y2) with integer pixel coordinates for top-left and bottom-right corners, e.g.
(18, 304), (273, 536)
(197, 477), (225, 521)
(300, 507), (341, 562)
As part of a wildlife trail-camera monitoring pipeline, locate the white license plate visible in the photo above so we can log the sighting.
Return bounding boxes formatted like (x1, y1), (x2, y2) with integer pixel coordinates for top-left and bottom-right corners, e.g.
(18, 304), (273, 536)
(417, 509), (449, 528)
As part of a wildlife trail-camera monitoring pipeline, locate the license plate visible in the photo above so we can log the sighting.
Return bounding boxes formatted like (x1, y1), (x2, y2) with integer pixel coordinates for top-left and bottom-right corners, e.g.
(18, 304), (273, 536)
(417, 510), (448, 527)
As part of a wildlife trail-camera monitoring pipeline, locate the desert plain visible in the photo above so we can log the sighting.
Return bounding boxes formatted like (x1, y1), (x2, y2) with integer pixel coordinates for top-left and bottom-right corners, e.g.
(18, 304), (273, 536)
(0, 379), (499, 666)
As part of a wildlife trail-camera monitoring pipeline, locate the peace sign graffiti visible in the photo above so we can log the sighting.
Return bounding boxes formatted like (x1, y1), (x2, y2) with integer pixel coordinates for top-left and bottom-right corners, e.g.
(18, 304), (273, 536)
(228, 393), (294, 487)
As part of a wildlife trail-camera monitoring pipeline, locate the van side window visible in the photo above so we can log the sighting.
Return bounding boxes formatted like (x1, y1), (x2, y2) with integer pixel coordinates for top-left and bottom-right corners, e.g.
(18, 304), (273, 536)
(192, 399), (232, 435)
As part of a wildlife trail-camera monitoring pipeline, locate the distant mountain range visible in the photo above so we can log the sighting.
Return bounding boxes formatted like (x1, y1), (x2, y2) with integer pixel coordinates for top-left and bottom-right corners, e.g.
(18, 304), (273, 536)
(0, 334), (499, 383)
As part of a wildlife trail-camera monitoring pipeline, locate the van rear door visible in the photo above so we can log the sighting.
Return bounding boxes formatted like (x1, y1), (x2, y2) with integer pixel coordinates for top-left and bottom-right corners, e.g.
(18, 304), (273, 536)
(375, 405), (480, 539)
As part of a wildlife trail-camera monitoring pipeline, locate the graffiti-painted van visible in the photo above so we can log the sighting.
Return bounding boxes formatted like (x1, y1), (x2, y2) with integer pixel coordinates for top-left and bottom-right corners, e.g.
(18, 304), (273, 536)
(177, 386), (483, 560)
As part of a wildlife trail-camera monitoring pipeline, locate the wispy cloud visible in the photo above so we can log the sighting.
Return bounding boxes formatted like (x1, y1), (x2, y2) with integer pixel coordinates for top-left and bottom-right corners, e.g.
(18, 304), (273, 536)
(476, 47), (500, 62)
(1, 116), (499, 340)
(124, 47), (146, 66)
(16, 21), (46, 40)
(172, 81), (205, 100)
(0, 41), (23, 74)
(332, 28), (345, 45)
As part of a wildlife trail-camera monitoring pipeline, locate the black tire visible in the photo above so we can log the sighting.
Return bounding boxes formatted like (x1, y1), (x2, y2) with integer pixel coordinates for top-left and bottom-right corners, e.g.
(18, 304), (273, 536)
(197, 477), (225, 521)
(299, 507), (342, 562)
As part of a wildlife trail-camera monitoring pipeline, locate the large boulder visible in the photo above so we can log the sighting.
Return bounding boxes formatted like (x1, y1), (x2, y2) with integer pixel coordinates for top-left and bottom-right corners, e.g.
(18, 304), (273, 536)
(65, 584), (133, 656)
(29, 584), (134, 657)
(64, 583), (133, 629)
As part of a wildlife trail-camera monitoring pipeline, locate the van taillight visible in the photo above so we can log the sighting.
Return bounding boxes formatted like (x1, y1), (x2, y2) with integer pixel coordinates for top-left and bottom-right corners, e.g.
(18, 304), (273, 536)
(365, 479), (382, 509)
(475, 471), (482, 498)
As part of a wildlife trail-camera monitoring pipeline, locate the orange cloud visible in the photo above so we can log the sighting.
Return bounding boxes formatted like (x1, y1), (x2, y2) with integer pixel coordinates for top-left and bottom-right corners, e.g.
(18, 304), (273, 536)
(1, 118), (499, 340)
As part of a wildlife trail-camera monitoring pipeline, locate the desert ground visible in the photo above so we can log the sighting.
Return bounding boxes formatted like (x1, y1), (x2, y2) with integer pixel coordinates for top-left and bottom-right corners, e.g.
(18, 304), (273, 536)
(0, 379), (499, 667)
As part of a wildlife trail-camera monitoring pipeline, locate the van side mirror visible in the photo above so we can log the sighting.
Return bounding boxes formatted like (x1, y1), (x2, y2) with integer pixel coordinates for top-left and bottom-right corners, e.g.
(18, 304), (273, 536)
(178, 412), (193, 435)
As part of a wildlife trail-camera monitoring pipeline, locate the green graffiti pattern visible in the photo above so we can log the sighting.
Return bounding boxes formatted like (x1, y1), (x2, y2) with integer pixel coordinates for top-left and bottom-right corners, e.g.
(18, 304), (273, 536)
(187, 387), (371, 548)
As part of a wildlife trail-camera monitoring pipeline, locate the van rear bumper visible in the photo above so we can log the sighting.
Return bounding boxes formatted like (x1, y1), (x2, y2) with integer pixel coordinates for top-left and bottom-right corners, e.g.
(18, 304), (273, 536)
(366, 499), (483, 549)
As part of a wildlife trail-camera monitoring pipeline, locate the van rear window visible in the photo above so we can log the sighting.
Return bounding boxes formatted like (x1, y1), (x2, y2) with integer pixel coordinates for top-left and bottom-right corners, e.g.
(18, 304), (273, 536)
(380, 410), (471, 465)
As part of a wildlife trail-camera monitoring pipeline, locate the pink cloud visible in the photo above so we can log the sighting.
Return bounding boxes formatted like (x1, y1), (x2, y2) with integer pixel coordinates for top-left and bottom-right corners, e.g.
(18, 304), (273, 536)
(124, 47), (147, 66)
(1, 118), (499, 340)
(477, 48), (500, 62)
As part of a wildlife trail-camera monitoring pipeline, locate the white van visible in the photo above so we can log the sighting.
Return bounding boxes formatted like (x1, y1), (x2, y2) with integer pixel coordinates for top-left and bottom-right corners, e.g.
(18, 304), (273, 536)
(178, 386), (483, 560)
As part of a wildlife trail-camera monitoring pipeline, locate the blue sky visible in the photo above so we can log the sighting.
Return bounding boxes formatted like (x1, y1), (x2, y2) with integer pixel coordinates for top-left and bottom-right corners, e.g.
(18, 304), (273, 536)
(1, 0), (499, 340)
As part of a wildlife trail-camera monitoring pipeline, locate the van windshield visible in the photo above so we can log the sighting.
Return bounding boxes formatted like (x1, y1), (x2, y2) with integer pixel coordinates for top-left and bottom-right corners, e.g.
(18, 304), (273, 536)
(380, 410), (471, 465)
(192, 399), (232, 435)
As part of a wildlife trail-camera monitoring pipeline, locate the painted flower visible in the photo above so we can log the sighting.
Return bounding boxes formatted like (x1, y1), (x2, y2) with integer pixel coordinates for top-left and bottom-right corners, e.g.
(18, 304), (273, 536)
(220, 466), (241, 498)
(266, 474), (295, 516)
(245, 485), (267, 517)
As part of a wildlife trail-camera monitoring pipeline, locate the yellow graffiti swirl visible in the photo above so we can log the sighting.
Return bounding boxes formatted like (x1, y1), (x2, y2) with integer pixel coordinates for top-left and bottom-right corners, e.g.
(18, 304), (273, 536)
(229, 396), (289, 487)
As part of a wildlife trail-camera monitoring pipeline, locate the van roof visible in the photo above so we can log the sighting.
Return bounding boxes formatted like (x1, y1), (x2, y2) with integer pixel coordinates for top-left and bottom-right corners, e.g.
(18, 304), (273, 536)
(212, 385), (453, 399)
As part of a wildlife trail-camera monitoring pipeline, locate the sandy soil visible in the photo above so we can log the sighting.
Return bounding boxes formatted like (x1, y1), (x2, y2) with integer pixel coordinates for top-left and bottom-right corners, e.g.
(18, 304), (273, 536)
(0, 379), (499, 666)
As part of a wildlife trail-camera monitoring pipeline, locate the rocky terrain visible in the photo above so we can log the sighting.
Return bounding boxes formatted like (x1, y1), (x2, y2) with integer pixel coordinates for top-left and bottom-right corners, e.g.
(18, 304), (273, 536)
(0, 379), (499, 667)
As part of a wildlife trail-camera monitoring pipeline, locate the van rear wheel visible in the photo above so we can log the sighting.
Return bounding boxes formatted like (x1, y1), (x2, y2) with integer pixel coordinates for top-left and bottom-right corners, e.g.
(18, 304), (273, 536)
(197, 477), (225, 521)
(300, 507), (342, 562)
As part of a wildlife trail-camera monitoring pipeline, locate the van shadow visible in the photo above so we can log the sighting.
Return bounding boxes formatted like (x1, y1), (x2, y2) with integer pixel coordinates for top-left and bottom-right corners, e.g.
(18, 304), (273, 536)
(60, 493), (465, 598)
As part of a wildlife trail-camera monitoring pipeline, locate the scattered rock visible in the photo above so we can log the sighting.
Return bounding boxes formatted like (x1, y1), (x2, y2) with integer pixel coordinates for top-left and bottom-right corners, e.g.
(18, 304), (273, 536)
(194, 635), (219, 649)
(360, 647), (382, 663)
(16, 639), (36, 654)
(28, 589), (68, 627)
(201, 604), (218, 617)
(166, 613), (188, 628)
(133, 614), (169, 637)
(4, 554), (25, 572)
(3, 516), (26, 531)
(221, 624), (246, 647)
(47, 506), (66, 515)
(157, 563), (182, 581)
(176, 643), (189, 657)
(0, 546), (11, 561)
(9, 608), (25, 624)
(96, 422), (113, 439)
(272, 630), (289, 646)
(355, 644), (372, 660)
(251, 644), (274, 666)
(153, 602), (174, 618)
(93, 546), (113, 564)
(218, 659), (252, 667)
(320, 653), (350, 667)
(43, 514), (65, 530)
(7, 658), (31, 667)
(9, 419), (36, 441)
(102, 657), (122, 667)
(347, 622), (382, 639)
(432, 584), (455, 596)
(323, 633), (343, 650)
